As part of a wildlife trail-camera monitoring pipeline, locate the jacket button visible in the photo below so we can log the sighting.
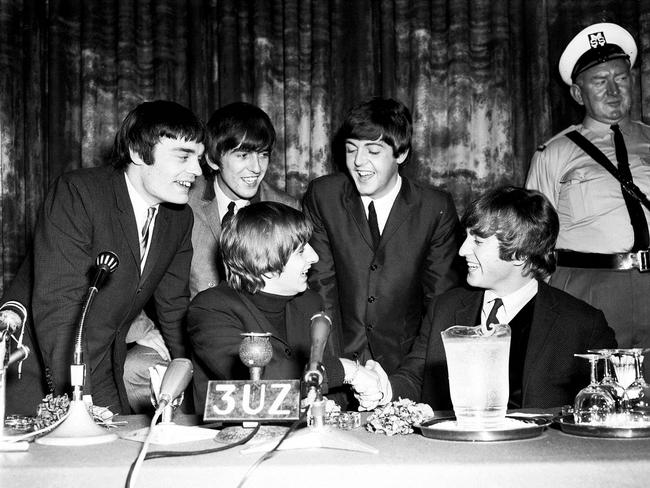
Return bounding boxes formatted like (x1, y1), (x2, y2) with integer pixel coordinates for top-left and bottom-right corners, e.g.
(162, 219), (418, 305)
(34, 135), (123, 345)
(366, 324), (373, 330)
(369, 264), (378, 271)
(285, 348), (292, 356)
(368, 296), (376, 303)
(136, 287), (143, 294)
(208, 281), (216, 288)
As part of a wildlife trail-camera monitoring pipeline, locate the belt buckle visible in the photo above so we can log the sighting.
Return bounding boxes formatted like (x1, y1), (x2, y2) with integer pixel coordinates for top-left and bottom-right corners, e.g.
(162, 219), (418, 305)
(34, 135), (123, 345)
(636, 250), (650, 272)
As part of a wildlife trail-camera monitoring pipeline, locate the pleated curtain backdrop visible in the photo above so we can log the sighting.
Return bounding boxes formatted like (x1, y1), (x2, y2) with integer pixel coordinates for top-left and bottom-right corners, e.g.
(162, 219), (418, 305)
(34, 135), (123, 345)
(1, 0), (650, 293)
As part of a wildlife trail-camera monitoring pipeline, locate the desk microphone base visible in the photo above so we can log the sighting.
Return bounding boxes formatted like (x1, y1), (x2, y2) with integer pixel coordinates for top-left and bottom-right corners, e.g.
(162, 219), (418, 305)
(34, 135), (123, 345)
(123, 422), (216, 445)
(35, 400), (118, 446)
(241, 425), (378, 454)
(0, 429), (30, 452)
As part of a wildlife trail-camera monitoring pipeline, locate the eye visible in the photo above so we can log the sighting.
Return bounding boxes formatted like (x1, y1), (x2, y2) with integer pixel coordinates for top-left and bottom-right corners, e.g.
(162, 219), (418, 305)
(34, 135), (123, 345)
(345, 146), (357, 154)
(259, 151), (270, 159)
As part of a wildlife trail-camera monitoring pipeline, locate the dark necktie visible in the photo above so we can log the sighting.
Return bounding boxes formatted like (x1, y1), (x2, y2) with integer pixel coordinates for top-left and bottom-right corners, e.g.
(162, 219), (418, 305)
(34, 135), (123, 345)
(367, 201), (380, 250)
(486, 298), (503, 327)
(611, 124), (649, 250)
(141, 206), (156, 263)
(222, 201), (236, 226)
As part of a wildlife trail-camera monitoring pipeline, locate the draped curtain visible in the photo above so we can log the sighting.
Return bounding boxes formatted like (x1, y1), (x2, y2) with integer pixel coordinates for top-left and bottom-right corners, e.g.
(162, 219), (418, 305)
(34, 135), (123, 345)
(2, 0), (650, 293)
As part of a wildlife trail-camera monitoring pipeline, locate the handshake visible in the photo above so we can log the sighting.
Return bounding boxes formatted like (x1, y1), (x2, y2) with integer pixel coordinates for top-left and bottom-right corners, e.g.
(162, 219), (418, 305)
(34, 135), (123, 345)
(340, 358), (392, 411)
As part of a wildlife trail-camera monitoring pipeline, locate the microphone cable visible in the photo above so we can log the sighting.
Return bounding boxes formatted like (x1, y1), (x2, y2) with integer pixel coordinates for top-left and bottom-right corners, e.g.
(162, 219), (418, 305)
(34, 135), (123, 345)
(124, 418), (261, 488)
(235, 412), (307, 488)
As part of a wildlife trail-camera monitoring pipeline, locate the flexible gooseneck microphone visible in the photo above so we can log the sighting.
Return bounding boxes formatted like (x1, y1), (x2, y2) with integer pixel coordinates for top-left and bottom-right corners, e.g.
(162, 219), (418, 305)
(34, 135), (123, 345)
(73, 251), (119, 366)
(303, 312), (332, 388)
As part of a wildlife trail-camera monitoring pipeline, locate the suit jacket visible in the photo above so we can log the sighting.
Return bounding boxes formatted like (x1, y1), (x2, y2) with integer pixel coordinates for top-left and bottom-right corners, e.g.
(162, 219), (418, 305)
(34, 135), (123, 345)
(390, 282), (618, 409)
(187, 283), (344, 413)
(187, 173), (299, 298)
(2, 166), (193, 414)
(303, 173), (461, 374)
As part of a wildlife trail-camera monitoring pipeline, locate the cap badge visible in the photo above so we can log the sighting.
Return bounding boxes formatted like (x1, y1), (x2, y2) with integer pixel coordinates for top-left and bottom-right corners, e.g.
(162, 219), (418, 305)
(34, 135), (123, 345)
(588, 32), (606, 49)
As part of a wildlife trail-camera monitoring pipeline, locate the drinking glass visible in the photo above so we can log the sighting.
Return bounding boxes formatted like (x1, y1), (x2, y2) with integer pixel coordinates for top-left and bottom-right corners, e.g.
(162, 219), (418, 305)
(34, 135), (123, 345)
(621, 349), (650, 422)
(574, 353), (616, 424)
(589, 349), (626, 412)
(610, 351), (637, 389)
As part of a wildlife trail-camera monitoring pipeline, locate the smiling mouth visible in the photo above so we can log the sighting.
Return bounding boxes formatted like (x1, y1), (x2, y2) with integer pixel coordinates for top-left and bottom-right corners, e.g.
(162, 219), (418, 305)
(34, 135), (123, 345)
(466, 262), (479, 271)
(176, 180), (193, 189)
(241, 176), (259, 186)
(356, 170), (374, 181)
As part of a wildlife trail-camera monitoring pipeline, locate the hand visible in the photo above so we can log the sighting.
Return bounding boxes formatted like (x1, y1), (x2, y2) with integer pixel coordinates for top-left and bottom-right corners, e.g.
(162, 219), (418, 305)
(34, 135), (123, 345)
(354, 360), (392, 411)
(136, 328), (171, 362)
(0, 309), (22, 333)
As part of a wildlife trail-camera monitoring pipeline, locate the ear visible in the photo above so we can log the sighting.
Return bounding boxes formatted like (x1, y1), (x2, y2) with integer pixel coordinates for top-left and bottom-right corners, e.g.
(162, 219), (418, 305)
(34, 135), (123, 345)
(205, 154), (220, 171)
(396, 148), (410, 165)
(129, 148), (146, 166)
(569, 84), (584, 106)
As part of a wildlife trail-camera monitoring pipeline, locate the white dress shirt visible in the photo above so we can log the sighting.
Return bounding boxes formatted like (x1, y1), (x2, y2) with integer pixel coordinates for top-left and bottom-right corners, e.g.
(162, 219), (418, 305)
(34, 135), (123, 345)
(214, 177), (250, 222)
(124, 173), (159, 269)
(360, 176), (402, 234)
(481, 279), (538, 326)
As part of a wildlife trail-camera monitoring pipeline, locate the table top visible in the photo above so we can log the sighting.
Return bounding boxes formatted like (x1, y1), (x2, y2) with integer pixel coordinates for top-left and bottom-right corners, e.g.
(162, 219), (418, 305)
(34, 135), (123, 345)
(2, 413), (650, 488)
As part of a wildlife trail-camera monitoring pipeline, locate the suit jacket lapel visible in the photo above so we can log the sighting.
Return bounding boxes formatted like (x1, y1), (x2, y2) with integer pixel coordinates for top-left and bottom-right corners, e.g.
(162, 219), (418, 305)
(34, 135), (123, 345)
(522, 283), (559, 398)
(343, 179), (375, 251)
(455, 291), (483, 327)
(112, 171), (140, 267)
(380, 179), (412, 248)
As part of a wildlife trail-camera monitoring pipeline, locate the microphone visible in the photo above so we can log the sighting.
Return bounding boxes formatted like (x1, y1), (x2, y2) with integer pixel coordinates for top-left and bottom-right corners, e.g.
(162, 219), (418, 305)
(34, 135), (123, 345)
(7, 345), (30, 367)
(157, 358), (193, 410)
(89, 251), (120, 291)
(0, 301), (27, 333)
(303, 312), (332, 387)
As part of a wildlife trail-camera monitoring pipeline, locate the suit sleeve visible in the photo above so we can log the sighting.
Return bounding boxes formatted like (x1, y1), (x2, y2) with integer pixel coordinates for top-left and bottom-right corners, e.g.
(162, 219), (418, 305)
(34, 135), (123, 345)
(152, 210), (193, 360)
(31, 176), (96, 394)
(302, 182), (342, 356)
(388, 299), (437, 402)
(187, 293), (252, 380)
(421, 192), (462, 305)
(586, 310), (617, 351)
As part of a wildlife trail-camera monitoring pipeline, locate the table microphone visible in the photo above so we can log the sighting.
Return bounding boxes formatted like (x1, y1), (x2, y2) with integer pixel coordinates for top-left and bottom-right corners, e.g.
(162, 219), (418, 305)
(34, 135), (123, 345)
(156, 358), (193, 411)
(303, 312), (331, 388)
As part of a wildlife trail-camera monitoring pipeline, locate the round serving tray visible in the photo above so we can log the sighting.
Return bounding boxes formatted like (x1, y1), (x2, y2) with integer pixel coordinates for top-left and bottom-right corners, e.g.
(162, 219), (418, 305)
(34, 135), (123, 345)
(554, 414), (650, 439)
(416, 416), (549, 442)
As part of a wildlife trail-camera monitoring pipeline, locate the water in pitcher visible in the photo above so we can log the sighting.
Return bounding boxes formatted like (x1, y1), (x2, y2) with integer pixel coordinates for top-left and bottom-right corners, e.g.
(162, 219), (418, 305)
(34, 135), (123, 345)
(441, 324), (511, 429)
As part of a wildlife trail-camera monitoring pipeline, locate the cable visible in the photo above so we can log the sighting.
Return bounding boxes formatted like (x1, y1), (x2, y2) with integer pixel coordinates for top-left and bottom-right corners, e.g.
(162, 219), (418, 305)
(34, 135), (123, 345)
(235, 414), (307, 488)
(125, 409), (163, 488)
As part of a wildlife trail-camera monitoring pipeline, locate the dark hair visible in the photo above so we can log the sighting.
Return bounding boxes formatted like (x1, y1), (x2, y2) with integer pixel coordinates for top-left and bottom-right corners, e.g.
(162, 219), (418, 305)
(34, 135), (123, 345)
(112, 100), (205, 170)
(339, 98), (412, 158)
(205, 102), (276, 167)
(461, 186), (559, 280)
(220, 202), (312, 294)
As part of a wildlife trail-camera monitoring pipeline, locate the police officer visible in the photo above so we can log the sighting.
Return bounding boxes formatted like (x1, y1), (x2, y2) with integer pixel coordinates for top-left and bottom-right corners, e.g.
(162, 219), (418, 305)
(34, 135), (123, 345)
(526, 23), (650, 351)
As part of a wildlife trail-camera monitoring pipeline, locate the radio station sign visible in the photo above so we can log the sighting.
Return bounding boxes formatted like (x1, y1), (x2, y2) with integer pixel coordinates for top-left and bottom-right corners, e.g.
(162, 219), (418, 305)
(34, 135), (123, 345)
(203, 379), (301, 421)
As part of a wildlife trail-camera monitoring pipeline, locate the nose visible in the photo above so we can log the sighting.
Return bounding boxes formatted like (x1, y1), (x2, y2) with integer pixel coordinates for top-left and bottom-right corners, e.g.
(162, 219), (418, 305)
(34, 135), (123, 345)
(248, 152), (262, 173)
(305, 243), (319, 264)
(458, 235), (471, 257)
(607, 79), (620, 96)
(188, 156), (202, 176)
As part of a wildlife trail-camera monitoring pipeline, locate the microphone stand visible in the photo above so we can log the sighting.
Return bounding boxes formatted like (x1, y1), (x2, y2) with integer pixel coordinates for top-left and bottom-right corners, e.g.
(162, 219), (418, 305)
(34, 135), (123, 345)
(241, 314), (377, 454)
(37, 252), (120, 446)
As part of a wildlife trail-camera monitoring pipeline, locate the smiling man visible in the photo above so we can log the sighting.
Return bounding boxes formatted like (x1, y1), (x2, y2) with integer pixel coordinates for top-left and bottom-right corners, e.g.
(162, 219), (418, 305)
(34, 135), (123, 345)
(526, 23), (650, 352)
(187, 102), (299, 298)
(302, 98), (461, 396)
(0, 100), (204, 414)
(353, 187), (617, 411)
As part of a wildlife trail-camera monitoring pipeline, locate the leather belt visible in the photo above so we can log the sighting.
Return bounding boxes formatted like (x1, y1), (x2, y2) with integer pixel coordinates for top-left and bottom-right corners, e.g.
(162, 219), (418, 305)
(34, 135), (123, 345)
(555, 250), (650, 272)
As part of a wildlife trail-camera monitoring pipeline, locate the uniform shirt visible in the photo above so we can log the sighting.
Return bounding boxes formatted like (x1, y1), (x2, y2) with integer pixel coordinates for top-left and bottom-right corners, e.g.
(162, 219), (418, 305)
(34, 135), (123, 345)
(526, 116), (650, 253)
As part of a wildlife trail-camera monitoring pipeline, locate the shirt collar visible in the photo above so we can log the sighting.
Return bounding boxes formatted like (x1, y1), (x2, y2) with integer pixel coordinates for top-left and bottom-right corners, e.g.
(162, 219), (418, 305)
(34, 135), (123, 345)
(214, 175), (251, 221)
(583, 115), (632, 134)
(360, 175), (402, 214)
(124, 173), (159, 232)
(483, 279), (538, 324)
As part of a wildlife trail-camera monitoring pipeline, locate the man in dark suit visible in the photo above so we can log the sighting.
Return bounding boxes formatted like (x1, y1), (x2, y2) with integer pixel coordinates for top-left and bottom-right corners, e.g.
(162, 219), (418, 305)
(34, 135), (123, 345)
(0, 100), (204, 414)
(354, 187), (617, 411)
(122, 102), (299, 412)
(303, 98), (460, 377)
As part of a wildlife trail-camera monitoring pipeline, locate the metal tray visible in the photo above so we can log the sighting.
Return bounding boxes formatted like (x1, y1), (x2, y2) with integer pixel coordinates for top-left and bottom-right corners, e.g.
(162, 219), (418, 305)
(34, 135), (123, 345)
(554, 414), (650, 438)
(416, 416), (549, 442)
